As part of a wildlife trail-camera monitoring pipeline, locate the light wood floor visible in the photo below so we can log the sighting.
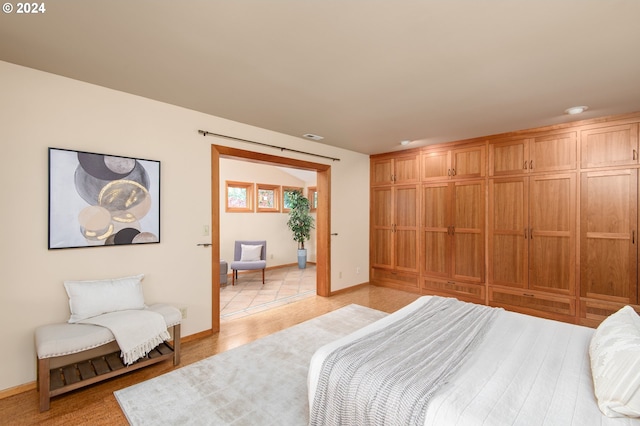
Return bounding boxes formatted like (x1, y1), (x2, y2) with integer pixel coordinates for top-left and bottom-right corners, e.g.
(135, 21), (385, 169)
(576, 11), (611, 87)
(0, 285), (419, 425)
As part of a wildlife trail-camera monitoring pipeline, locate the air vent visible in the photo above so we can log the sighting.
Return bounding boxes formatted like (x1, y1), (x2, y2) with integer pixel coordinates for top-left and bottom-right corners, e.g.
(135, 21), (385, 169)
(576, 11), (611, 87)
(303, 133), (324, 141)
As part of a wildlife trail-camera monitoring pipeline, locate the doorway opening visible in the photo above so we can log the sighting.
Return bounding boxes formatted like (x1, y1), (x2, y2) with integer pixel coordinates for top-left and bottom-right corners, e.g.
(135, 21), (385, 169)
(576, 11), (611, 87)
(210, 145), (331, 332)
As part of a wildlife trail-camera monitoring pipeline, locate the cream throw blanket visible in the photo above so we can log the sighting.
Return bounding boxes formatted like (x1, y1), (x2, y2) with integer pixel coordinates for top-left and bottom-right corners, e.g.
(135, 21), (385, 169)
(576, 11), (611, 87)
(80, 309), (170, 365)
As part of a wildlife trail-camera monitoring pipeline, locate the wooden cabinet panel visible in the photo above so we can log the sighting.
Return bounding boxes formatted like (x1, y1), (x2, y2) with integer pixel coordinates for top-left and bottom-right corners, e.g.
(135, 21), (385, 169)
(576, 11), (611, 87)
(531, 132), (576, 173)
(421, 183), (450, 277)
(529, 174), (575, 295)
(394, 156), (420, 184)
(371, 158), (393, 186)
(452, 181), (485, 283)
(490, 132), (577, 176)
(580, 123), (639, 169)
(579, 299), (640, 327)
(451, 146), (486, 179)
(489, 174), (575, 296)
(422, 277), (485, 304)
(489, 138), (528, 176)
(421, 150), (450, 181)
(580, 169), (637, 304)
(489, 287), (575, 319)
(395, 186), (419, 272)
(372, 268), (419, 289)
(489, 177), (528, 288)
(421, 180), (485, 283)
(421, 145), (485, 181)
(372, 155), (419, 185)
(370, 185), (419, 273)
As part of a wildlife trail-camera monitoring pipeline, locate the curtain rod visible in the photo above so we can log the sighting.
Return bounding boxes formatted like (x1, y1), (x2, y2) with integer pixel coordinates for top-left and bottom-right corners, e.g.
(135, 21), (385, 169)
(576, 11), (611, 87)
(198, 130), (341, 162)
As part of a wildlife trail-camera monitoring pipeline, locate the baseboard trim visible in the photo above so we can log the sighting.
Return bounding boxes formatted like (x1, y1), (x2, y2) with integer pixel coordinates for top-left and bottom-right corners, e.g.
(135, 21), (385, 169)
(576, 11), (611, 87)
(330, 281), (370, 296)
(0, 382), (36, 400)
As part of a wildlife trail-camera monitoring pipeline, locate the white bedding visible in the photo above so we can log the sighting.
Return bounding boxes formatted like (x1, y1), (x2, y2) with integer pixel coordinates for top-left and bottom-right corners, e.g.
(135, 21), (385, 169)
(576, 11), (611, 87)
(308, 296), (640, 425)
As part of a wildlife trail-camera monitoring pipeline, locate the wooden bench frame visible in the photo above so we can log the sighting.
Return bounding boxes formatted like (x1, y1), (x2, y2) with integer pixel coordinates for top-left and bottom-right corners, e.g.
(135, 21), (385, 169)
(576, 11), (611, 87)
(37, 323), (180, 412)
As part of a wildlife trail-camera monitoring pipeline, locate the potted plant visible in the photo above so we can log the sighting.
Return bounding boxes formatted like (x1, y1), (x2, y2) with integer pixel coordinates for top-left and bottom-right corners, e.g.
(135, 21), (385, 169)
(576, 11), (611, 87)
(286, 189), (315, 268)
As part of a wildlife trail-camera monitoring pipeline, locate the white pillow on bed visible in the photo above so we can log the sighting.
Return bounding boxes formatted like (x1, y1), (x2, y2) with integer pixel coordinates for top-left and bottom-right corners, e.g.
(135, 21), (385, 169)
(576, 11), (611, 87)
(240, 244), (262, 261)
(589, 305), (640, 418)
(63, 274), (145, 323)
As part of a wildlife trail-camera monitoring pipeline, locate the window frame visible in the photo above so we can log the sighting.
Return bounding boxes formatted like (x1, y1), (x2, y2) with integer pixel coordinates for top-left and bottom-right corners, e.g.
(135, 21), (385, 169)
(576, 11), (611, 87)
(307, 186), (318, 212)
(225, 180), (254, 212)
(256, 183), (281, 212)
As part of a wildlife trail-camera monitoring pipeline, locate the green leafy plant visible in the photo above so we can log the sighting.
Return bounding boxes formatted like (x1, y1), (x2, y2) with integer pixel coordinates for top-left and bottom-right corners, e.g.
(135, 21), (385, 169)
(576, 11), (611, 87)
(286, 190), (315, 249)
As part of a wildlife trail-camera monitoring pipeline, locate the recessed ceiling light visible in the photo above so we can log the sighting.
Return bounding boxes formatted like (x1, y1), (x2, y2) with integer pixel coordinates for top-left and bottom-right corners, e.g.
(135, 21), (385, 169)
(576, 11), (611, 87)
(564, 106), (588, 115)
(303, 133), (324, 141)
(400, 140), (411, 146)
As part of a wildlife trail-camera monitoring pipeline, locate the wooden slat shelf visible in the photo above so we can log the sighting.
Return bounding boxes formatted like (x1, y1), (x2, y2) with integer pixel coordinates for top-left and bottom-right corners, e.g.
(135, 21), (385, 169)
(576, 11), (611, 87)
(48, 342), (175, 397)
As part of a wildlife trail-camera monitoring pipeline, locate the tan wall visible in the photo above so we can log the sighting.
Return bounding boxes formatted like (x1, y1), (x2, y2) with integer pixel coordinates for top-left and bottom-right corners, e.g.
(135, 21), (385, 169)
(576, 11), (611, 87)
(0, 60), (370, 392)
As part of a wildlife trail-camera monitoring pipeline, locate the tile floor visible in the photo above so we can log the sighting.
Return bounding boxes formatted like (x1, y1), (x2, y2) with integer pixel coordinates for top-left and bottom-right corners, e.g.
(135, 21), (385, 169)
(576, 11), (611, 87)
(220, 264), (316, 321)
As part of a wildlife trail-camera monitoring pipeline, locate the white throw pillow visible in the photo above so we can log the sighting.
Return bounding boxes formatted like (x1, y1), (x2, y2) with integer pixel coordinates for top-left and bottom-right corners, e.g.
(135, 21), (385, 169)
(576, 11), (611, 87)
(63, 274), (145, 323)
(589, 305), (640, 418)
(240, 244), (262, 261)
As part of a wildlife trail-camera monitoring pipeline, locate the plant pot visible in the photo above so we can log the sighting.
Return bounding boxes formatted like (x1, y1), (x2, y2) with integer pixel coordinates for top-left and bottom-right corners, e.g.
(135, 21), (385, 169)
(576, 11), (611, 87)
(297, 248), (307, 269)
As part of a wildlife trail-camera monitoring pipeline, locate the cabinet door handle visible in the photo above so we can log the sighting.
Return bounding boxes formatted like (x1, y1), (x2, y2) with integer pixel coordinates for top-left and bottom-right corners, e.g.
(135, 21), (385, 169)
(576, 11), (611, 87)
(524, 228), (527, 239)
(633, 230), (635, 244)
(634, 149), (637, 160)
(451, 226), (455, 235)
(529, 160), (533, 169)
(530, 228), (533, 239)
(523, 161), (528, 170)
(448, 169), (451, 176)
(451, 168), (456, 176)
(523, 293), (535, 297)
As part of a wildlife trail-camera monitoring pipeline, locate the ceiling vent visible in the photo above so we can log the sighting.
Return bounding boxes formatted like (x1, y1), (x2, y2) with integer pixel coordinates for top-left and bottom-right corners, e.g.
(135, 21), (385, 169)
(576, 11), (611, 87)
(303, 133), (324, 141)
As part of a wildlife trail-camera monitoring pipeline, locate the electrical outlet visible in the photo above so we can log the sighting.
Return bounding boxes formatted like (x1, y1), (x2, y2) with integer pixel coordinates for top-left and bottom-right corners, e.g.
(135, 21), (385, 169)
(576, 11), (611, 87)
(203, 225), (210, 236)
(356, 267), (360, 274)
(339, 271), (342, 279)
(270, 254), (274, 259)
(179, 307), (188, 319)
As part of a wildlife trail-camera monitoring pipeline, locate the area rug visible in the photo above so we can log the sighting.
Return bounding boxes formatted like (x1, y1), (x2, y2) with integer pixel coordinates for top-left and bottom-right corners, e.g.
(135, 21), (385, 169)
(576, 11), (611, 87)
(115, 304), (387, 425)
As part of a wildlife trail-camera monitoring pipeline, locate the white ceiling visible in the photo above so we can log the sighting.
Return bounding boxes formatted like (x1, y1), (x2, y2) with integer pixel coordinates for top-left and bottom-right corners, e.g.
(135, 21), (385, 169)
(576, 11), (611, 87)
(2, 1), (640, 155)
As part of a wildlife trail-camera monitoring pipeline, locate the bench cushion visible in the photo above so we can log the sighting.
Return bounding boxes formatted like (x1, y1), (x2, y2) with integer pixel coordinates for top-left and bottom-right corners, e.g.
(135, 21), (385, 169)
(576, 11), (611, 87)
(35, 304), (181, 359)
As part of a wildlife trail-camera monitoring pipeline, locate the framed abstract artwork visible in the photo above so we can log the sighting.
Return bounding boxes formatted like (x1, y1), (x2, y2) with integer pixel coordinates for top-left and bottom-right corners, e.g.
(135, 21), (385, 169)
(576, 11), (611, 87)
(48, 148), (161, 249)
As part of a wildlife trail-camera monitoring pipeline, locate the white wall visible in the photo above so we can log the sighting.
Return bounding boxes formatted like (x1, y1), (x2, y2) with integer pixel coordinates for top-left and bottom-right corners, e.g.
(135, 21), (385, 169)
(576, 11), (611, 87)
(219, 159), (317, 266)
(0, 60), (370, 392)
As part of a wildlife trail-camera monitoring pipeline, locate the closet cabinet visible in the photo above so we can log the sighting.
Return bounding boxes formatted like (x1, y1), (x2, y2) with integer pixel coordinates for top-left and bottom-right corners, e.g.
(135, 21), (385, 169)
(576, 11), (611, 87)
(371, 154), (420, 186)
(579, 169), (638, 325)
(370, 184), (419, 289)
(421, 180), (485, 303)
(421, 144), (485, 182)
(488, 173), (576, 320)
(580, 123), (639, 169)
(489, 132), (576, 176)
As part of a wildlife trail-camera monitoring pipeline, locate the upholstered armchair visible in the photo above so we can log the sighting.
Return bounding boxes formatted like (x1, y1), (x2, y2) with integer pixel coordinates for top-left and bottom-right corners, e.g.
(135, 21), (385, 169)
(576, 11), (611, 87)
(230, 240), (267, 285)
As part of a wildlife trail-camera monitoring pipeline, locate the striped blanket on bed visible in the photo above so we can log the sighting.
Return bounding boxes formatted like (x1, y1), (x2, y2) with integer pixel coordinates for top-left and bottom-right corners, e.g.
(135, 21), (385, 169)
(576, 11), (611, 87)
(309, 297), (501, 426)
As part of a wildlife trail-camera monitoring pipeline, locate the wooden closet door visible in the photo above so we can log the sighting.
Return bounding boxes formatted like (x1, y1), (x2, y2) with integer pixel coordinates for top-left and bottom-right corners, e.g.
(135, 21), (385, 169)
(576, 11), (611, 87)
(580, 124), (639, 169)
(489, 138), (529, 176)
(528, 174), (576, 295)
(421, 183), (450, 278)
(395, 185), (419, 272)
(581, 169), (638, 303)
(371, 187), (394, 269)
(452, 180), (485, 283)
(489, 177), (528, 288)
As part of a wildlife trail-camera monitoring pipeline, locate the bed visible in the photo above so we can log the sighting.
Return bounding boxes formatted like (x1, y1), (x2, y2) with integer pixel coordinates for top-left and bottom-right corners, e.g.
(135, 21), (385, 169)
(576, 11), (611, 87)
(308, 296), (640, 425)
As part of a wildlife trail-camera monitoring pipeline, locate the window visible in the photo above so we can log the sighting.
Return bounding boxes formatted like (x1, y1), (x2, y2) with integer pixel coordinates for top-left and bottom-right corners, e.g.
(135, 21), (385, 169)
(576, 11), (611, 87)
(307, 187), (318, 212)
(225, 181), (253, 212)
(282, 187), (303, 212)
(256, 183), (280, 212)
